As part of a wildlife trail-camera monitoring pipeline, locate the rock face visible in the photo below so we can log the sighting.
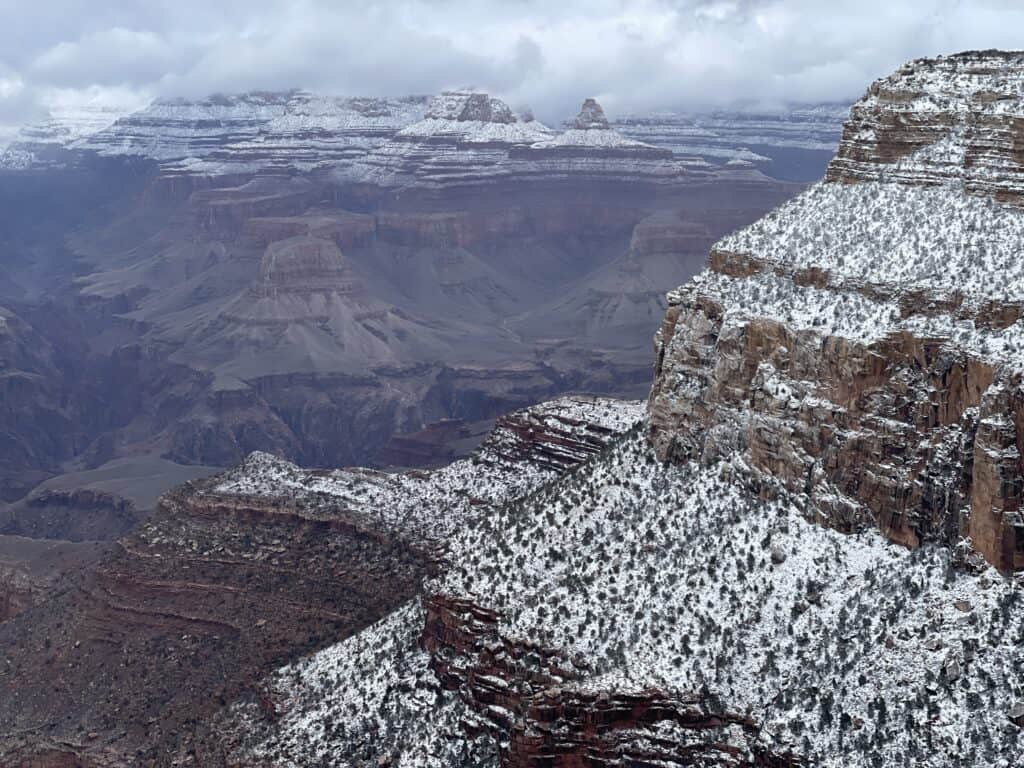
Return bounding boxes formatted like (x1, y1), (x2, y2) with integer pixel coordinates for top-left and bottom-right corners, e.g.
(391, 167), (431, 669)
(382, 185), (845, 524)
(827, 50), (1024, 200)
(527, 98), (672, 156)
(614, 103), (847, 181)
(0, 397), (641, 767)
(574, 98), (610, 129)
(419, 594), (797, 768)
(649, 50), (1024, 573)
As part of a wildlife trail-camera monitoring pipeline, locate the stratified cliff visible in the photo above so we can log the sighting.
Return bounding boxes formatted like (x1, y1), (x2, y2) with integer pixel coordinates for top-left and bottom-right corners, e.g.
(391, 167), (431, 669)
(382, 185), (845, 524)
(650, 50), (1024, 574)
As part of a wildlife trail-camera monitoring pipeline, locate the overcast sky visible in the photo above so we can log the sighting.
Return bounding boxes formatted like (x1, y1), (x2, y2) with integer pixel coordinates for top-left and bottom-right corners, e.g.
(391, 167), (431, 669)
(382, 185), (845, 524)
(0, 0), (1022, 131)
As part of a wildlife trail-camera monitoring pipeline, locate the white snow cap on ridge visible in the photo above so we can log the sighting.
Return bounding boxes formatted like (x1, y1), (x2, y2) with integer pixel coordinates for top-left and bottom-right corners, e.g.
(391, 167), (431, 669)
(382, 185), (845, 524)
(397, 89), (553, 144)
(424, 90), (516, 124)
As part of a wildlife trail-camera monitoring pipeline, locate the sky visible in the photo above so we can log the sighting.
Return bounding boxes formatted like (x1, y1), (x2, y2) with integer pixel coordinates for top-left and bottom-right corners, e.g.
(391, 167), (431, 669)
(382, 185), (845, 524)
(0, 0), (1022, 133)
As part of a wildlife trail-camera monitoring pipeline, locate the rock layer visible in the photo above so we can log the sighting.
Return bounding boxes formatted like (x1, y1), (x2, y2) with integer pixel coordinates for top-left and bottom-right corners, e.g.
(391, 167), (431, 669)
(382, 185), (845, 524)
(0, 482), (427, 766)
(828, 50), (1024, 201)
(420, 594), (801, 768)
(650, 50), (1024, 573)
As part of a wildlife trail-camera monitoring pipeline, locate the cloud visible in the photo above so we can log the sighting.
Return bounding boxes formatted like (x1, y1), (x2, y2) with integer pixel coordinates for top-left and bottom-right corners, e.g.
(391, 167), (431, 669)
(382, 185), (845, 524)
(0, 0), (1023, 137)
(31, 27), (191, 87)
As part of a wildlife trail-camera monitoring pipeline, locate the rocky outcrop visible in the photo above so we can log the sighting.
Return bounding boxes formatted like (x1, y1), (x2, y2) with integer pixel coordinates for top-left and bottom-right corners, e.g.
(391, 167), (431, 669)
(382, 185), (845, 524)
(0, 488), (139, 541)
(523, 98), (674, 159)
(827, 50), (1024, 202)
(574, 98), (610, 130)
(649, 51), (1024, 573)
(480, 395), (636, 472)
(0, 479), (427, 766)
(420, 594), (801, 768)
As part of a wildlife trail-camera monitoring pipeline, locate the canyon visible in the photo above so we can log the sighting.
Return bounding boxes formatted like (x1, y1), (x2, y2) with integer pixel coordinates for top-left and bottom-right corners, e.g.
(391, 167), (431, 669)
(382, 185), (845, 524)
(5, 47), (1023, 768)
(220, 51), (1024, 768)
(0, 88), (818, 531)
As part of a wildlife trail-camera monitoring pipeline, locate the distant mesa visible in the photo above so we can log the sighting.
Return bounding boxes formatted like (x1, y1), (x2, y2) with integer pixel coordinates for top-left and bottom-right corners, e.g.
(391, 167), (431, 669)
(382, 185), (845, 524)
(392, 89), (553, 147)
(258, 235), (358, 296)
(524, 97), (671, 156)
(424, 90), (517, 124)
(573, 97), (611, 129)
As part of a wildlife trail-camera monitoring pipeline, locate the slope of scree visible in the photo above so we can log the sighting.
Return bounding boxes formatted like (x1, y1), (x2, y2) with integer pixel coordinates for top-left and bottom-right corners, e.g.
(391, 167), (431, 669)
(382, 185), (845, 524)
(230, 428), (1024, 768)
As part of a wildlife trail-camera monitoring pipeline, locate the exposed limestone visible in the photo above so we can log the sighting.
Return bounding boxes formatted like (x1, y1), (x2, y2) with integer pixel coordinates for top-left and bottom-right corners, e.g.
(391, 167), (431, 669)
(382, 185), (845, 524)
(573, 98), (610, 130)
(650, 51), (1024, 573)
(420, 593), (801, 768)
(828, 50), (1024, 203)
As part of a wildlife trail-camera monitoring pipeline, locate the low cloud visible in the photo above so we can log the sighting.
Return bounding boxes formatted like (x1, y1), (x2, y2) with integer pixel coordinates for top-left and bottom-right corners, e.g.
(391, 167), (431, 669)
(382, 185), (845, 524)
(0, 0), (1023, 136)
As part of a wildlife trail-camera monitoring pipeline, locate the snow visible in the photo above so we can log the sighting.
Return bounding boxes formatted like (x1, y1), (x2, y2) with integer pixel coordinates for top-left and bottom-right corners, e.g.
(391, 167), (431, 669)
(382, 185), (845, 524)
(859, 51), (1024, 118)
(677, 179), (1024, 371)
(213, 396), (645, 547)
(681, 266), (901, 344)
(13, 105), (128, 147)
(436, 431), (1024, 766)
(210, 139), (1024, 761)
(0, 84), (792, 185)
(245, 599), (477, 768)
(221, 397), (645, 767)
(530, 127), (659, 151)
(397, 117), (552, 145)
(716, 181), (1024, 303)
(0, 147), (33, 170)
(235, 424), (1024, 767)
(130, 52), (1024, 767)
(73, 91), (429, 166)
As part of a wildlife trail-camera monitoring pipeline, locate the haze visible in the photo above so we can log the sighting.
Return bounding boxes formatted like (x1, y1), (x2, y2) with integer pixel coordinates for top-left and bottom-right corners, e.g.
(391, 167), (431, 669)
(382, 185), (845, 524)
(1, 0), (1023, 139)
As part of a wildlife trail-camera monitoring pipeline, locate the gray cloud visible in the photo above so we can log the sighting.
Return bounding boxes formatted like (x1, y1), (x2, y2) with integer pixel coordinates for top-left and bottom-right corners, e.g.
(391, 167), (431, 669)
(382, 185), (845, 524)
(1, 0), (1023, 134)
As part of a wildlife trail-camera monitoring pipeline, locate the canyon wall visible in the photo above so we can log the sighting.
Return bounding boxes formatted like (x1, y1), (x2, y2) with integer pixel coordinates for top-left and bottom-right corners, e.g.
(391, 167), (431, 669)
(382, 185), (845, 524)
(650, 51), (1024, 573)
